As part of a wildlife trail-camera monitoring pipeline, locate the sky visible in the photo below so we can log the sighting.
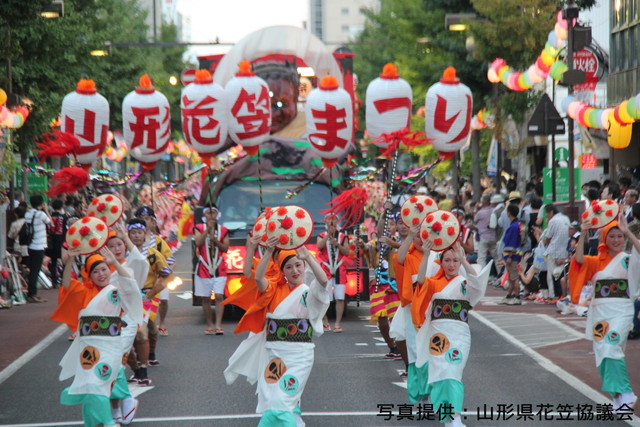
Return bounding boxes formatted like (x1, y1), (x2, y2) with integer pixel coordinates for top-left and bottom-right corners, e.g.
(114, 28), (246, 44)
(176, 0), (310, 64)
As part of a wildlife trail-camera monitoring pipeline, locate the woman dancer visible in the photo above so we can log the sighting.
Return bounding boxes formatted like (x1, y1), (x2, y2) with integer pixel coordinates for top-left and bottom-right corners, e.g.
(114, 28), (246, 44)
(569, 216), (640, 410)
(224, 236), (329, 426)
(412, 242), (491, 427)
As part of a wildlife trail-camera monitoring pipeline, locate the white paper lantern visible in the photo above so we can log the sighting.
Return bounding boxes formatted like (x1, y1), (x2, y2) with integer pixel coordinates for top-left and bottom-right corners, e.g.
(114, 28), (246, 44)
(305, 75), (353, 168)
(365, 63), (412, 148)
(181, 70), (228, 158)
(61, 79), (110, 167)
(425, 67), (473, 153)
(123, 74), (171, 169)
(225, 60), (271, 156)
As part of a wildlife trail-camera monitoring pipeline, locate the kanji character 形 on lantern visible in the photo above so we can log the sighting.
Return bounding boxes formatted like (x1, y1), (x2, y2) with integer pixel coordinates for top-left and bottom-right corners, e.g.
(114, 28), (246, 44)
(123, 74), (171, 169)
(61, 79), (109, 168)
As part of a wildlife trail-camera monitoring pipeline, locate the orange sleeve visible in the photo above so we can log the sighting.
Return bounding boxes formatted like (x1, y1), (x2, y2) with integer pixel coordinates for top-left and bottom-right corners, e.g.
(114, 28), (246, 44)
(411, 278), (431, 326)
(393, 252), (411, 307)
(568, 255), (599, 304)
(222, 258), (260, 311)
(50, 279), (97, 331)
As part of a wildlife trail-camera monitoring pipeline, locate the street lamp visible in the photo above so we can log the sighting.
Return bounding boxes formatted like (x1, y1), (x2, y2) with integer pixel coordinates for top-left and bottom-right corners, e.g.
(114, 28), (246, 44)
(39, 0), (64, 18)
(444, 13), (477, 32)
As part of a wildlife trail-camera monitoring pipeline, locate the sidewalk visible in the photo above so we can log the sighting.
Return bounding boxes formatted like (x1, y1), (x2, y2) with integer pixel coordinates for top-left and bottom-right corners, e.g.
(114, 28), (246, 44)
(477, 283), (640, 398)
(0, 287), (62, 371)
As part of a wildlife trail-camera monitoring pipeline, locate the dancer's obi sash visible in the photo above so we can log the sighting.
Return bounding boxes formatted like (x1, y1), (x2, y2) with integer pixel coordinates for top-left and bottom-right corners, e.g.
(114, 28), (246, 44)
(78, 316), (127, 337)
(266, 318), (313, 343)
(593, 279), (629, 299)
(430, 299), (472, 323)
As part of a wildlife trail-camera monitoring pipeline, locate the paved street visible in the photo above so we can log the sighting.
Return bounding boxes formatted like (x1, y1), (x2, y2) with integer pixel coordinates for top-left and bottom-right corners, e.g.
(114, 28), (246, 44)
(2, 244), (640, 426)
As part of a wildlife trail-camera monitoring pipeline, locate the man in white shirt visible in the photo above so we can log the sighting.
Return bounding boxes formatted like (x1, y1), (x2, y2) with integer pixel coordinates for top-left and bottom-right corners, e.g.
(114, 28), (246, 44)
(24, 194), (52, 303)
(543, 204), (570, 300)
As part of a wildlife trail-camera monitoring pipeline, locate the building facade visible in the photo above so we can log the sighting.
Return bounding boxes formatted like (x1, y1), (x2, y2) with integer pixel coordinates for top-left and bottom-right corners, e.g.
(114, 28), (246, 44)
(608, 0), (640, 103)
(310, 0), (380, 50)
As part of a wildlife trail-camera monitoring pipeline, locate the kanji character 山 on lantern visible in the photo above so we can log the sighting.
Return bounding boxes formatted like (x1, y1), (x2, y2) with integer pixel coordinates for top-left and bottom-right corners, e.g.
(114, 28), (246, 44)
(61, 79), (109, 168)
(181, 69), (228, 159)
(305, 75), (353, 168)
(425, 67), (472, 157)
(365, 63), (412, 148)
(123, 74), (171, 170)
(226, 60), (271, 156)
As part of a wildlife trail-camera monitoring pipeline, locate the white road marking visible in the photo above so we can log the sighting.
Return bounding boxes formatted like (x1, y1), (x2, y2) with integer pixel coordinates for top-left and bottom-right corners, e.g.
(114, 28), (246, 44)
(129, 384), (155, 397)
(175, 291), (193, 300)
(375, 343), (387, 346)
(0, 324), (66, 385)
(472, 311), (640, 427)
(354, 343), (368, 346)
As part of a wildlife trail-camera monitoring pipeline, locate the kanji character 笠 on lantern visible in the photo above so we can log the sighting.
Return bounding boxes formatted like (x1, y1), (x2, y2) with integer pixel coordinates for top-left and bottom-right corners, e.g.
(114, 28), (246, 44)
(425, 67), (472, 156)
(181, 69), (228, 158)
(365, 63), (412, 148)
(226, 60), (271, 156)
(305, 75), (353, 168)
(123, 74), (171, 169)
(61, 79), (109, 168)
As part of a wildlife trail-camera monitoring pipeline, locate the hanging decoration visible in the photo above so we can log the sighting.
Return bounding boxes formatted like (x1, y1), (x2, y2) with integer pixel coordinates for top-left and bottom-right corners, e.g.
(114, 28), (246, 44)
(0, 89), (30, 129)
(123, 74), (171, 170)
(226, 60), (271, 156)
(104, 131), (129, 162)
(365, 63), (412, 149)
(61, 79), (109, 168)
(470, 108), (495, 130)
(607, 115), (633, 149)
(305, 75), (353, 168)
(35, 130), (80, 164)
(322, 187), (369, 229)
(47, 167), (90, 196)
(181, 69), (227, 158)
(425, 67), (472, 156)
(487, 11), (568, 91)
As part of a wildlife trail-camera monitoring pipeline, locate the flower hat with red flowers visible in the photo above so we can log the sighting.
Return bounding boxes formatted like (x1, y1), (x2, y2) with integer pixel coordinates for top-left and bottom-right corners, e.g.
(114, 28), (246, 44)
(86, 193), (124, 227)
(264, 205), (314, 250)
(581, 199), (620, 229)
(419, 209), (460, 252)
(401, 195), (438, 227)
(252, 207), (275, 244)
(65, 216), (110, 255)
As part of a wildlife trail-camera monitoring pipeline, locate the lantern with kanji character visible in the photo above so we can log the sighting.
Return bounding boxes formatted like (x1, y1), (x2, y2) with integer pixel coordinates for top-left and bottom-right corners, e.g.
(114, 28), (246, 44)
(305, 75), (353, 168)
(123, 74), (171, 169)
(365, 63), (412, 148)
(425, 67), (472, 155)
(181, 69), (228, 158)
(61, 79), (109, 167)
(226, 60), (271, 156)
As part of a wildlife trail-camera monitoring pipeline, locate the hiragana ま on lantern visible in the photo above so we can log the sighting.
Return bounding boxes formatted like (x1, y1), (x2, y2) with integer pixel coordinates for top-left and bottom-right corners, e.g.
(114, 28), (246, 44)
(123, 74), (171, 170)
(225, 60), (271, 156)
(181, 69), (228, 159)
(425, 67), (472, 156)
(305, 75), (353, 168)
(365, 63), (412, 149)
(61, 79), (110, 168)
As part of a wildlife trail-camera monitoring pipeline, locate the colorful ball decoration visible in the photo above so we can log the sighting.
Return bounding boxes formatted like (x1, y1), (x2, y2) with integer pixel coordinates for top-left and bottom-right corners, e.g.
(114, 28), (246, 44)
(425, 67), (472, 154)
(420, 210), (460, 252)
(365, 63), (412, 148)
(305, 75), (353, 168)
(607, 111), (633, 149)
(400, 195), (438, 227)
(225, 60), (271, 156)
(123, 74), (171, 170)
(87, 194), (124, 226)
(581, 199), (619, 229)
(180, 69), (228, 159)
(65, 216), (110, 255)
(264, 205), (314, 250)
(61, 79), (109, 167)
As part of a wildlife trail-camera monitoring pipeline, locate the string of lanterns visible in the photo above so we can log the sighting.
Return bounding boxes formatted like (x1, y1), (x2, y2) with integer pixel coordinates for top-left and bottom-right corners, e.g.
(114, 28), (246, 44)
(0, 89), (30, 129)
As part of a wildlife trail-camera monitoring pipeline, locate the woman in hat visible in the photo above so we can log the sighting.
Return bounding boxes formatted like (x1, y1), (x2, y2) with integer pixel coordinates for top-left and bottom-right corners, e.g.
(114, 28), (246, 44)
(569, 215), (640, 410)
(53, 245), (142, 427)
(411, 241), (491, 427)
(224, 235), (330, 427)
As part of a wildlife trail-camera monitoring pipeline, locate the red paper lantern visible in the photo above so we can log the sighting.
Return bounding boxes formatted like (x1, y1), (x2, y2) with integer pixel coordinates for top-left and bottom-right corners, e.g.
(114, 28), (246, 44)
(305, 75), (353, 168)
(365, 63), (412, 148)
(61, 79), (109, 167)
(425, 67), (472, 153)
(123, 74), (171, 169)
(225, 60), (271, 156)
(181, 69), (228, 158)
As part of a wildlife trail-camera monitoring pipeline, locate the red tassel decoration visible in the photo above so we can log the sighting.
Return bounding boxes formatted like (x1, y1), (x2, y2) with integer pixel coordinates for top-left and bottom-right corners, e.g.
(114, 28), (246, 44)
(35, 130), (81, 164)
(47, 167), (89, 196)
(322, 187), (369, 229)
(375, 129), (429, 158)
